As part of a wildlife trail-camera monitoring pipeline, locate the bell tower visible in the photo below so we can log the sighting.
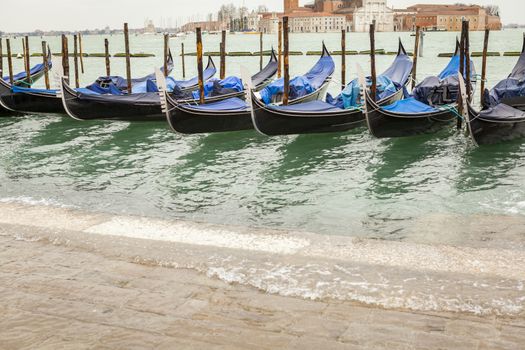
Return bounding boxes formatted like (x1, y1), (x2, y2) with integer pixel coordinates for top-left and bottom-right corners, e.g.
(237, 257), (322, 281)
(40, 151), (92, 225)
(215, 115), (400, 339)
(284, 0), (299, 13)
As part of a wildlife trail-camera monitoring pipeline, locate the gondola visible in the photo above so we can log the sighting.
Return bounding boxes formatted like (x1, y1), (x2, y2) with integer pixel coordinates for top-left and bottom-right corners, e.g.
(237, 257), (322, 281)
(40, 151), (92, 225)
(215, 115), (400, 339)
(249, 40), (412, 136)
(172, 49), (278, 104)
(464, 99), (525, 146)
(90, 51), (175, 93)
(0, 51), (178, 115)
(460, 38), (525, 145)
(0, 48), (53, 114)
(60, 56), (218, 121)
(364, 41), (475, 138)
(484, 35), (525, 111)
(163, 44), (335, 134)
(1, 48), (53, 87)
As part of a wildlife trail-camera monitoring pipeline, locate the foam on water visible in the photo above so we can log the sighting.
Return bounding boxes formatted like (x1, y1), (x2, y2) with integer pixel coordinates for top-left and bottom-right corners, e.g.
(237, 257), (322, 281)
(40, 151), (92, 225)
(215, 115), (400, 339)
(0, 196), (76, 208)
(85, 216), (310, 254)
(1, 202), (524, 317)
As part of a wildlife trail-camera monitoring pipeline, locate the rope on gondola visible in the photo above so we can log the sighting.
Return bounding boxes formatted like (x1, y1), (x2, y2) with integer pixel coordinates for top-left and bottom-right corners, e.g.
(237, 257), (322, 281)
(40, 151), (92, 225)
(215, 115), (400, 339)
(441, 104), (464, 121)
(16, 79), (33, 87)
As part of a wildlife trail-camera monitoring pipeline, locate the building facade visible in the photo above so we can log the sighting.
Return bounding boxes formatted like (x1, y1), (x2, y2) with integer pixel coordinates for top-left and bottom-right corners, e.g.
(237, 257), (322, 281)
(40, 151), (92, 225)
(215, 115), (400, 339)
(284, 0), (300, 13)
(259, 13), (280, 34)
(290, 13), (348, 33)
(353, 0), (394, 32)
(402, 4), (503, 31)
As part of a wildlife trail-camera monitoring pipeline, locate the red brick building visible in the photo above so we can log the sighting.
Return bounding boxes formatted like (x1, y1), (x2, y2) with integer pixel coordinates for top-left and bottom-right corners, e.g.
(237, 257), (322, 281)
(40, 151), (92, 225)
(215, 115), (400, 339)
(393, 4), (502, 31)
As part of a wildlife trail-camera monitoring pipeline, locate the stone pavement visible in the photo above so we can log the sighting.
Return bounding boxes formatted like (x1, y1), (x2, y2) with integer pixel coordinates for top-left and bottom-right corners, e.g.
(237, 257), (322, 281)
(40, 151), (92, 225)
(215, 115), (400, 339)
(1, 234), (524, 350)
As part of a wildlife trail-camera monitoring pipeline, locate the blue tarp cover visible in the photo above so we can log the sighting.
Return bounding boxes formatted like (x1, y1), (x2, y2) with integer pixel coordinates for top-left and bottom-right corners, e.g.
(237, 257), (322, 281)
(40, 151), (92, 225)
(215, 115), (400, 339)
(2, 60), (53, 83)
(487, 50), (525, 106)
(488, 78), (525, 106)
(11, 86), (100, 96)
(479, 103), (525, 122)
(190, 76), (243, 99)
(269, 100), (345, 113)
(326, 50), (412, 109)
(128, 65), (218, 94)
(11, 86), (57, 95)
(381, 97), (439, 114)
(171, 65), (217, 89)
(86, 82), (123, 95)
(259, 52), (334, 105)
(438, 55), (475, 80)
(185, 97), (249, 112)
(304, 56), (335, 89)
(382, 53), (413, 87)
(327, 76), (398, 109)
(260, 76), (314, 105)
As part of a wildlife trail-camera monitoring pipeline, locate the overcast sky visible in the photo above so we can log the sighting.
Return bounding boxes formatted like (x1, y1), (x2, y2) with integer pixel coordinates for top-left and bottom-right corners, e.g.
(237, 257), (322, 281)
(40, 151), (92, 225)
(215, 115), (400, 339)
(0, 0), (522, 32)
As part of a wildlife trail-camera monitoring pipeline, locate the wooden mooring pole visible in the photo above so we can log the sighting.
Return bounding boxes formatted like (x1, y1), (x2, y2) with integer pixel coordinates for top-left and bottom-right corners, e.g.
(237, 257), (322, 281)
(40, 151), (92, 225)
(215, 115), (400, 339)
(104, 38), (111, 76)
(259, 31), (263, 71)
(480, 28), (490, 106)
(220, 30), (226, 79)
(0, 38), (3, 78)
(341, 29), (346, 89)
(282, 16), (290, 105)
(196, 27), (205, 104)
(61, 34), (70, 81)
(457, 21), (467, 130)
(163, 33), (169, 77)
(369, 22), (377, 102)
(464, 21), (471, 103)
(6, 39), (13, 84)
(41, 41), (50, 89)
(23, 36), (31, 85)
(124, 23), (132, 93)
(181, 43), (186, 78)
(79, 32), (85, 74)
(278, 21), (283, 79)
(411, 26), (421, 90)
(73, 34), (80, 88)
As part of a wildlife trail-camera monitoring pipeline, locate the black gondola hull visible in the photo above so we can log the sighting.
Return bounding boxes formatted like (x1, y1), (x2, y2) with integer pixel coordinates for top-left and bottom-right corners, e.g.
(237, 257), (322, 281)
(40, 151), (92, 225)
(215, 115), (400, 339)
(167, 109), (252, 134)
(167, 81), (331, 134)
(364, 91), (457, 138)
(251, 86), (405, 136)
(252, 107), (363, 135)
(62, 86), (164, 121)
(466, 106), (525, 145)
(0, 92), (63, 114)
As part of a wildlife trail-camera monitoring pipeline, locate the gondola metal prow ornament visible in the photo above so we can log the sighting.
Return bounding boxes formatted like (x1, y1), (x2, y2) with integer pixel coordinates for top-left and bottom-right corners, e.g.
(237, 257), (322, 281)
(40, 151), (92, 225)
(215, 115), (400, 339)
(53, 56), (64, 98)
(155, 68), (168, 115)
(241, 65), (256, 126)
(458, 72), (478, 146)
(356, 63), (371, 131)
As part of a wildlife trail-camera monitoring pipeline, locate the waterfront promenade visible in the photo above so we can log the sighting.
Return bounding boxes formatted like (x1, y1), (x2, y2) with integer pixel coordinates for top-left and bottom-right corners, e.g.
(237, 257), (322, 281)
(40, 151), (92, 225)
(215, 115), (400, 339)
(0, 202), (524, 349)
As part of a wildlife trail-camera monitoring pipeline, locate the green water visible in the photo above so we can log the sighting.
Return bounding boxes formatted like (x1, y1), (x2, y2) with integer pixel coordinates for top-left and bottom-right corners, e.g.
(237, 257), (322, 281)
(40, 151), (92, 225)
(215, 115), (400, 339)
(0, 30), (524, 242)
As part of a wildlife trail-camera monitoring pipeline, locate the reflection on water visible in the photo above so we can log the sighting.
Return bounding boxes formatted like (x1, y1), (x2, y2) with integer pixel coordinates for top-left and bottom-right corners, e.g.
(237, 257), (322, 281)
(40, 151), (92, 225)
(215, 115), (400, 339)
(0, 113), (524, 243)
(457, 139), (525, 192)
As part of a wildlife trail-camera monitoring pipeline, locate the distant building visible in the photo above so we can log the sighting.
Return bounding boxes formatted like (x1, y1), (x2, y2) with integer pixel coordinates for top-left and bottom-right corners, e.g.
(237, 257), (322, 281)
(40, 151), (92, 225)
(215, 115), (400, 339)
(259, 13), (281, 33)
(393, 4), (502, 31)
(393, 9), (416, 32)
(290, 12), (348, 33)
(284, 0), (300, 13)
(353, 0), (394, 32)
(180, 21), (225, 33)
(144, 19), (156, 34)
(247, 12), (263, 31)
